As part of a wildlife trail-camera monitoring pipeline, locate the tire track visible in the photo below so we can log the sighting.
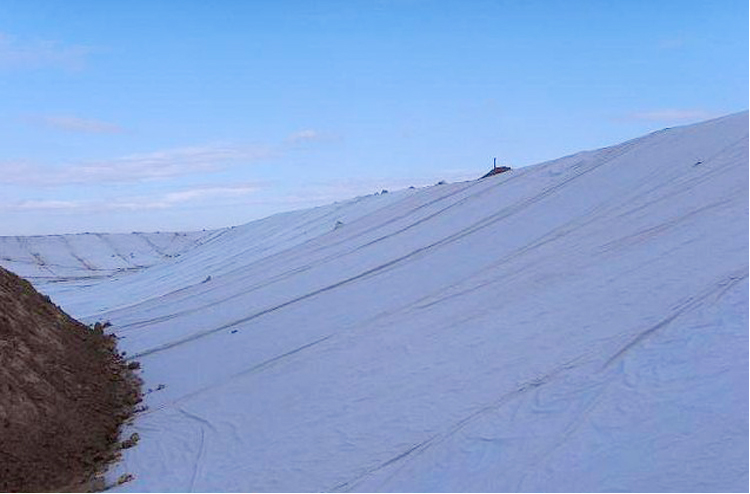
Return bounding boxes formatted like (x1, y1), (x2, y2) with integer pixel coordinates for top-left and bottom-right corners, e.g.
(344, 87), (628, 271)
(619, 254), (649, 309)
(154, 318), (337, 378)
(112, 183), (493, 330)
(602, 269), (748, 369)
(15, 237), (56, 276)
(94, 233), (139, 267)
(334, 271), (748, 491)
(331, 357), (584, 492)
(177, 407), (214, 492)
(134, 233), (170, 258)
(58, 235), (99, 272)
(121, 140), (642, 347)
(137, 334), (334, 413)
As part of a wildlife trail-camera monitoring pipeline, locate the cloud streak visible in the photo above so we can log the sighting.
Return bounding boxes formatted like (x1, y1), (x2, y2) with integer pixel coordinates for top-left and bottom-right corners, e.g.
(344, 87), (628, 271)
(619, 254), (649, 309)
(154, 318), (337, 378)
(0, 144), (271, 186)
(283, 129), (340, 147)
(285, 129), (323, 145)
(30, 115), (124, 134)
(2, 127), (331, 187)
(2, 183), (263, 213)
(10, 199), (82, 211)
(0, 32), (93, 71)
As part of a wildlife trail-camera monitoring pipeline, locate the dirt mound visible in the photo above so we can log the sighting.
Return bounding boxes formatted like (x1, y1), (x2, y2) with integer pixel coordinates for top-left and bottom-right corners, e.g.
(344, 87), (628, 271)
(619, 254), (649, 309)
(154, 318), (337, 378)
(0, 267), (141, 492)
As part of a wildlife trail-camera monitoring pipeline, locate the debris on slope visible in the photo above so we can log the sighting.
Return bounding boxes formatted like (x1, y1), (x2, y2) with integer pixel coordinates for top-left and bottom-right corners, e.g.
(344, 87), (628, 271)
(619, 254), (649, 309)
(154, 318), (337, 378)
(480, 165), (511, 178)
(0, 266), (142, 492)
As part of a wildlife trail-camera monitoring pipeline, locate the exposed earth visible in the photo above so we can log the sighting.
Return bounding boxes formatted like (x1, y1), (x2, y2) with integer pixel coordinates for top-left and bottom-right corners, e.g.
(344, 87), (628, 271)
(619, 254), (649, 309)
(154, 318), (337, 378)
(0, 266), (141, 492)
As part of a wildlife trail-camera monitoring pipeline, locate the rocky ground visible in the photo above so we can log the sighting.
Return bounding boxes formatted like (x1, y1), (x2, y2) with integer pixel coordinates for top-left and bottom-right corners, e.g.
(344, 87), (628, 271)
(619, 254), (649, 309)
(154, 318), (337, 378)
(0, 266), (141, 492)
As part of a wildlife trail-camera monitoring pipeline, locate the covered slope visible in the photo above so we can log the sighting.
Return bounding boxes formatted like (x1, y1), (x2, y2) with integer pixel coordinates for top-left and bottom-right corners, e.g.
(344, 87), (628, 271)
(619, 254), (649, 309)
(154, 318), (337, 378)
(9, 112), (749, 491)
(0, 230), (222, 286)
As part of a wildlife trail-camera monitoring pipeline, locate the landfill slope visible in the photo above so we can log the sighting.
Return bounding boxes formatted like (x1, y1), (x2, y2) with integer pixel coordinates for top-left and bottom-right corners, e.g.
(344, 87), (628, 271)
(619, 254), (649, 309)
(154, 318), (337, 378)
(3, 112), (748, 492)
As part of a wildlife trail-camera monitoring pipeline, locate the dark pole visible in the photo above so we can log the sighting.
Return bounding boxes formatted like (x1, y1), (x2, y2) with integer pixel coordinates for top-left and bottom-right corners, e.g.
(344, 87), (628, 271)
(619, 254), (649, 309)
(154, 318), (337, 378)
(493, 157), (496, 170)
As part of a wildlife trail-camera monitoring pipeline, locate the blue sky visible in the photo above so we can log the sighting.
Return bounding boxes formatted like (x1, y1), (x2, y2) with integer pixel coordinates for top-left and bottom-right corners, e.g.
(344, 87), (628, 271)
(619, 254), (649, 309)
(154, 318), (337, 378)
(0, 0), (747, 235)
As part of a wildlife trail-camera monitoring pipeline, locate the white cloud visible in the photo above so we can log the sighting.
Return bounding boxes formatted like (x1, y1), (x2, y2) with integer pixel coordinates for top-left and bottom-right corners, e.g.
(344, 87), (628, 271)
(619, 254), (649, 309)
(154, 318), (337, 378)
(0, 32), (93, 71)
(0, 144), (271, 186)
(624, 109), (717, 122)
(11, 199), (83, 211)
(284, 129), (338, 147)
(121, 183), (263, 210)
(1, 183), (263, 213)
(161, 184), (260, 204)
(287, 129), (321, 143)
(1, 127), (334, 188)
(31, 115), (123, 134)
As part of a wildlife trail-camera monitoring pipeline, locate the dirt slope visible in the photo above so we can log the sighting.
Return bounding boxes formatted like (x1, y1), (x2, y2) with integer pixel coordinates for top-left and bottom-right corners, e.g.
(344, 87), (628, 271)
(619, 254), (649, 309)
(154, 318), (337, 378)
(0, 266), (140, 492)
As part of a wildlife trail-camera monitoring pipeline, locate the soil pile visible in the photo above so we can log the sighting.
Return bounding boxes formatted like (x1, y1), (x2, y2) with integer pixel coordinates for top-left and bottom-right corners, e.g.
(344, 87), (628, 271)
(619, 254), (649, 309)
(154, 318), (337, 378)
(0, 266), (141, 492)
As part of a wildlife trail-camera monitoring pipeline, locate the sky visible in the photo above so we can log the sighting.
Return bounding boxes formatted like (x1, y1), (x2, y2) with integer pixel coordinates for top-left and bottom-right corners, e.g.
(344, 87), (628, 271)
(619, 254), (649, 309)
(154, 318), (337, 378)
(0, 0), (747, 235)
